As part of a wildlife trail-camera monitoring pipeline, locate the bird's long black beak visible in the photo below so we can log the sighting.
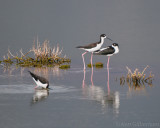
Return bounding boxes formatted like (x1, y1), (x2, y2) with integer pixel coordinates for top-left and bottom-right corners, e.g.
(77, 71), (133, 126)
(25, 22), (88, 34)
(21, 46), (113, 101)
(47, 87), (53, 90)
(107, 37), (113, 41)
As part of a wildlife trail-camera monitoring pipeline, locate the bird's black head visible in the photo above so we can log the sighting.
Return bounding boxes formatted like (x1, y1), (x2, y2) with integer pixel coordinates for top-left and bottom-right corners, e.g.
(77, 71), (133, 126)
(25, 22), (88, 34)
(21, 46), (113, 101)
(112, 43), (119, 47)
(100, 34), (106, 38)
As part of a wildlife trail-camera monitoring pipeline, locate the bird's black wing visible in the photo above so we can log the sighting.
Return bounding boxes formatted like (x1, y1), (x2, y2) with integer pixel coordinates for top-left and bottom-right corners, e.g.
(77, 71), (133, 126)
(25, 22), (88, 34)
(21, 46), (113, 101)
(76, 42), (98, 49)
(28, 71), (49, 84)
(94, 46), (115, 55)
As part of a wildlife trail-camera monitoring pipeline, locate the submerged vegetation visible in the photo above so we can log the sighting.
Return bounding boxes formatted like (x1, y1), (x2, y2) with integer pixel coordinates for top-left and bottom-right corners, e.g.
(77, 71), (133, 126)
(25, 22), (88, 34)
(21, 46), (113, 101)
(87, 62), (103, 68)
(1, 38), (71, 68)
(119, 66), (154, 90)
(59, 65), (70, 69)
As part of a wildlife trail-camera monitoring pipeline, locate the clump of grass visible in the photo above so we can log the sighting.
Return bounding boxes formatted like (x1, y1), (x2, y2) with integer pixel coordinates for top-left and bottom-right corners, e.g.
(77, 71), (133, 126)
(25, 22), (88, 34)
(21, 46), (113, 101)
(87, 63), (92, 68)
(32, 39), (63, 61)
(59, 65), (70, 69)
(87, 62), (103, 68)
(95, 62), (103, 68)
(119, 65), (154, 89)
(1, 38), (71, 68)
(126, 65), (154, 83)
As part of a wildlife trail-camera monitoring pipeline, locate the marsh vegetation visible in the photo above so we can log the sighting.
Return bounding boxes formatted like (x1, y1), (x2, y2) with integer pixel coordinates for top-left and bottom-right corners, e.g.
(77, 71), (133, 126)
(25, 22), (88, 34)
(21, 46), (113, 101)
(1, 38), (71, 68)
(119, 66), (154, 90)
(87, 62), (103, 68)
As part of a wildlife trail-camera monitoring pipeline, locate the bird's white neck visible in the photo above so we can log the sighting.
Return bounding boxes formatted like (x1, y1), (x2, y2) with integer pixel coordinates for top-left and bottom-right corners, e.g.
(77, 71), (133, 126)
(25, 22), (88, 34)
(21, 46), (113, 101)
(100, 37), (105, 44)
(113, 46), (119, 54)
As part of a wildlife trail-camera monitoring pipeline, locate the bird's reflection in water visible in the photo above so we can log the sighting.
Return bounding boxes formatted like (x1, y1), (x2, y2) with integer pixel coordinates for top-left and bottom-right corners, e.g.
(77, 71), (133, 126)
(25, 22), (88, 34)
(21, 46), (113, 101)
(82, 66), (120, 115)
(31, 89), (49, 104)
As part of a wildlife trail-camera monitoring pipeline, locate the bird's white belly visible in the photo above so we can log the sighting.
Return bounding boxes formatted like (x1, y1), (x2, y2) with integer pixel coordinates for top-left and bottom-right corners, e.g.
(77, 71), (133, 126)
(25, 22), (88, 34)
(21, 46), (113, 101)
(107, 54), (113, 57)
(86, 43), (102, 52)
(37, 80), (48, 88)
(33, 78), (48, 88)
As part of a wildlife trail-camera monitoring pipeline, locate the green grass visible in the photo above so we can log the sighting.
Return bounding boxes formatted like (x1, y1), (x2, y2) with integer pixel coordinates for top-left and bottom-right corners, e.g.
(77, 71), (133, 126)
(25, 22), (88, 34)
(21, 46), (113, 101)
(59, 65), (70, 69)
(95, 62), (103, 68)
(87, 62), (103, 68)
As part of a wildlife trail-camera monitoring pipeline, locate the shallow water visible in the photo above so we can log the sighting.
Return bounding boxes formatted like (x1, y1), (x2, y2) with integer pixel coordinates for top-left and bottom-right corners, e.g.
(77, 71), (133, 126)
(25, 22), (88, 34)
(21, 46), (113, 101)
(0, 0), (160, 127)
(0, 66), (159, 128)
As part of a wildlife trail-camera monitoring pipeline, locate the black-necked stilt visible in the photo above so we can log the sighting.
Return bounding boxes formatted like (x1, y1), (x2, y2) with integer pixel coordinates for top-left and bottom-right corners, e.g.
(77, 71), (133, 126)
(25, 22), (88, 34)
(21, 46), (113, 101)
(28, 71), (49, 89)
(94, 43), (119, 69)
(76, 34), (112, 70)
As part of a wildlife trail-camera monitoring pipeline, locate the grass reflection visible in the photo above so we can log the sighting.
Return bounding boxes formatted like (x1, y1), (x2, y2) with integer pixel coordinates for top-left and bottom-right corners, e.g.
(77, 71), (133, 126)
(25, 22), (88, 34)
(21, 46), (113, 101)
(1, 65), (66, 79)
(118, 66), (154, 96)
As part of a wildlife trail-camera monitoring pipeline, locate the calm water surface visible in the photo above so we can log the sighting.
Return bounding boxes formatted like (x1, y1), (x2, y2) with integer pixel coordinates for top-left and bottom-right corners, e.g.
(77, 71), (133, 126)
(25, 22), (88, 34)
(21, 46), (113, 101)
(0, 0), (160, 128)
(0, 65), (159, 128)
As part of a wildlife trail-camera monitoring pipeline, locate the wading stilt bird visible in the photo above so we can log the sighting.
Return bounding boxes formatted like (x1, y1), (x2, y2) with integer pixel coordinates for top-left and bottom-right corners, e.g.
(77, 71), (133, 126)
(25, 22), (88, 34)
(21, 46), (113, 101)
(94, 43), (119, 69)
(28, 71), (49, 89)
(76, 34), (112, 70)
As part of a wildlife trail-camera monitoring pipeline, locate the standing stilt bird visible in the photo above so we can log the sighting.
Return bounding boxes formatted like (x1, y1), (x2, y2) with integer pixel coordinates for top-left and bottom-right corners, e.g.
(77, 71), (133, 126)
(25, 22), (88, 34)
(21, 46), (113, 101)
(76, 34), (112, 70)
(94, 43), (119, 69)
(28, 71), (49, 89)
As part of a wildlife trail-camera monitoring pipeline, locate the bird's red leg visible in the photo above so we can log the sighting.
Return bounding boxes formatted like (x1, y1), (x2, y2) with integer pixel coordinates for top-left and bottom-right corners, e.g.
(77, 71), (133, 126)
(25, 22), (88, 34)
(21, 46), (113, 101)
(90, 52), (93, 67)
(82, 51), (88, 70)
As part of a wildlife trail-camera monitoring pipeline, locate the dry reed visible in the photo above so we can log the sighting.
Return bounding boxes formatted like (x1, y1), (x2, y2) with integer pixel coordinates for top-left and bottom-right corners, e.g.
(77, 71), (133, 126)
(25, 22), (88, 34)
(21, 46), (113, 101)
(1, 38), (71, 67)
(119, 66), (154, 89)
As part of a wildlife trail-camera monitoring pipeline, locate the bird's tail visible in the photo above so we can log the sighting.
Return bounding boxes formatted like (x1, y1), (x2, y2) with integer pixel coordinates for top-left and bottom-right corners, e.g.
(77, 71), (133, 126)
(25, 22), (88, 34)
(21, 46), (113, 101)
(76, 46), (83, 48)
(28, 71), (35, 78)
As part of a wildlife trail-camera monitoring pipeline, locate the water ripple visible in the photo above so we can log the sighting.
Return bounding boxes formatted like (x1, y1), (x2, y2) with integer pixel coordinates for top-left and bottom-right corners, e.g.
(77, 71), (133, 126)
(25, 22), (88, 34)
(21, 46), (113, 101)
(0, 84), (77, 94)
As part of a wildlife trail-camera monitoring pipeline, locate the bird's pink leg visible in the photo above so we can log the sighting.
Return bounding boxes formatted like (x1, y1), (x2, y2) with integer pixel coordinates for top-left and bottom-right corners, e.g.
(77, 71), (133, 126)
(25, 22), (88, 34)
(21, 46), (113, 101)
(82, 52), (88, 70)
(90, 52), (93, 67)
(90, 52), (94, 86)
(82, 70), (86, 88)
(107, 56), (110, 69)
(107, 57), (110, 94)
(34, 85), (38, 89)
(107, 66), (110, 95)
(91, 64), (94, 86)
